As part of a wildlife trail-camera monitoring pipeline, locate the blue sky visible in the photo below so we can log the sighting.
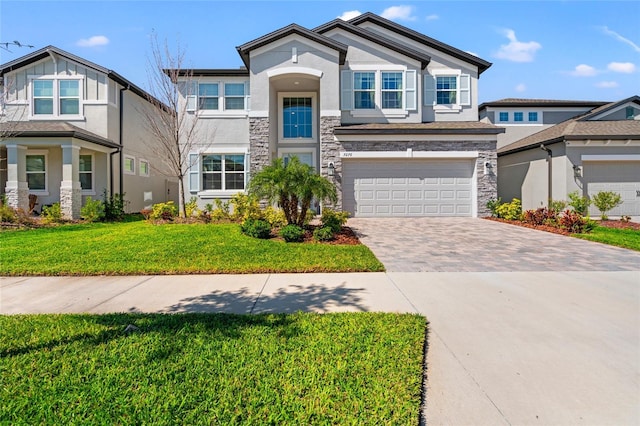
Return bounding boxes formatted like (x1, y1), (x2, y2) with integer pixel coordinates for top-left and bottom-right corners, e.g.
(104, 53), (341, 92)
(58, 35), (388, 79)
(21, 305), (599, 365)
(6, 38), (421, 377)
(1, 1), (638, 103)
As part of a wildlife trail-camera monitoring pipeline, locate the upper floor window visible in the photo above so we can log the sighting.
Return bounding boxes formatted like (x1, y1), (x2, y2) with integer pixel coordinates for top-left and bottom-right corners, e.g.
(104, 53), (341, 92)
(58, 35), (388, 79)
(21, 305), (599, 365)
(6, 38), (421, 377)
(283, 97), (312, 138)
(626, 106), (635, 120)
(187, 81), (249, 113)
(499, 112), (509, 122)
(514, 112), (524, 122)
(528, 112), (538, 122)
(31, 78), (82, 117)
(342, 69), (417, 113)
(424, 73), (470, 108)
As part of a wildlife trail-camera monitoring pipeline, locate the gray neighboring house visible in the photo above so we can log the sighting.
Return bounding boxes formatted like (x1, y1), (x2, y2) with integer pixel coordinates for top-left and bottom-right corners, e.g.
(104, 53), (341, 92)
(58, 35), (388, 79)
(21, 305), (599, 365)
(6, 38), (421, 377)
(496, 96), (640, 217)
(175, 12), (503, 217)
(0, 46), (178, 219)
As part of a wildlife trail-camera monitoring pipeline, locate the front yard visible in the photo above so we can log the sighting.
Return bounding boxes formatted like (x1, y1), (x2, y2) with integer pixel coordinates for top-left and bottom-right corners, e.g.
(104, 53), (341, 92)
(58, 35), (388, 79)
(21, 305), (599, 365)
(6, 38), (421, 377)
(573, 225), (640, 251)
(0, 220), (384, 275)
(0, 312), (426, 425)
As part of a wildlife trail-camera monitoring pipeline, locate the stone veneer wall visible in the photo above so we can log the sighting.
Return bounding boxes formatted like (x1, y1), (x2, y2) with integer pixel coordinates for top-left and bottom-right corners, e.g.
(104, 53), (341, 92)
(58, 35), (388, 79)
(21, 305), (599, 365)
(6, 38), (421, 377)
(5, 184), (28, 212)
(338, 140), (498, 217)
(249, 117), (270, 174)
(319, 116), (342, 210)
(60, 185), (82, 219)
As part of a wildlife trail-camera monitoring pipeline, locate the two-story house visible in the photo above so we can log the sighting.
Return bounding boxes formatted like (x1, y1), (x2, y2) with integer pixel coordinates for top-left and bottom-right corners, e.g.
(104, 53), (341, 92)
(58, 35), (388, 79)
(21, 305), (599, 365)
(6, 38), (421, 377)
(0, 46), (177, 219)
(176, 12), (503, 217)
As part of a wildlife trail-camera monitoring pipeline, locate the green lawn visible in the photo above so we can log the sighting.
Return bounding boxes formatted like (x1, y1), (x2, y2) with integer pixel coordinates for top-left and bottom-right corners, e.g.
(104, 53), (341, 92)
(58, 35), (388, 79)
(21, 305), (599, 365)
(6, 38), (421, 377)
(574, 226), (640, 251)
(0, 221), (384, 275)
(0, 313), (426, 425)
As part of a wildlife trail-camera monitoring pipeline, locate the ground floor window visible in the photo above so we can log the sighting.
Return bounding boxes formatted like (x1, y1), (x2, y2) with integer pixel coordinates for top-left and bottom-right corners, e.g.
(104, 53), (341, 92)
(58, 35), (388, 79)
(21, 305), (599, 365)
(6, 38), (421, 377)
(202, 154), (246, 190)
(26, 154), (46, 191)
(79, 154), (93, 190)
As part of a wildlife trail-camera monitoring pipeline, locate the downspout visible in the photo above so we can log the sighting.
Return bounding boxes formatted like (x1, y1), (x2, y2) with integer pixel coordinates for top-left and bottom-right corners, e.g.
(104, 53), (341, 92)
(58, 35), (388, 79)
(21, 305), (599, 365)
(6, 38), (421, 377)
(540, 144), (552, 208)
(118, 84), (130, 197)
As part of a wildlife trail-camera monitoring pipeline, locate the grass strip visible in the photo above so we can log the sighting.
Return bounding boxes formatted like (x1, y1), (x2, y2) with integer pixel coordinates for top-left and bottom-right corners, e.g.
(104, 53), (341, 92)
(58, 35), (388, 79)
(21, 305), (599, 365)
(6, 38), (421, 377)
(573, 226), (640, 251)
(0, 221), (384, 275)
(1, 312), (426, 425)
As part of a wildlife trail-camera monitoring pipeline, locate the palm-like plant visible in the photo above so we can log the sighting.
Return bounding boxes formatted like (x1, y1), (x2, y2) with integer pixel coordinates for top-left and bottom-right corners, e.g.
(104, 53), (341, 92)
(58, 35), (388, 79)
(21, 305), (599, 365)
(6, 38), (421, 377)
(249, 157), (337, 226)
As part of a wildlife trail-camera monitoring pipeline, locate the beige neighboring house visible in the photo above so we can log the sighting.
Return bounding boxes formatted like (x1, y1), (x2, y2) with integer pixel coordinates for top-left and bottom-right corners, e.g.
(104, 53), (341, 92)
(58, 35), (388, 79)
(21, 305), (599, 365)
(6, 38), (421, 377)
(496, 96), (640, 217)
(173, 12), (504, 218)
(0, 46), (178, 219)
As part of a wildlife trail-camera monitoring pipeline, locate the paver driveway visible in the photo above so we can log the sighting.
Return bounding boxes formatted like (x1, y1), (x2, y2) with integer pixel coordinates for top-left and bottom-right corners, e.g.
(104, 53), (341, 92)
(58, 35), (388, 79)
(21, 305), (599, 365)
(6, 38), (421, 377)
(348, 217), (640, 272)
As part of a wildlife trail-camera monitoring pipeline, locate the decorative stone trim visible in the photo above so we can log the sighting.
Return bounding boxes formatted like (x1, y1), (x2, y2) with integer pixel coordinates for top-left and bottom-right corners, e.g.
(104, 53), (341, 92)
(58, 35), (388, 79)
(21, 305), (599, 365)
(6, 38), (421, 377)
(320, 116), (342, 210)
(249, 117), (270, 174)
(60, 184), (82, 219)
(5, 182), (29, 212)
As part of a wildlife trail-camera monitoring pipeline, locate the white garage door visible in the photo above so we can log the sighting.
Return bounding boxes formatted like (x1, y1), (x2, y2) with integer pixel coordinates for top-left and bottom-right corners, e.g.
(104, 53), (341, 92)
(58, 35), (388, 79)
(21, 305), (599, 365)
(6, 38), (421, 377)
(342, 159), (475, 217)
(584, 161), (640, 216)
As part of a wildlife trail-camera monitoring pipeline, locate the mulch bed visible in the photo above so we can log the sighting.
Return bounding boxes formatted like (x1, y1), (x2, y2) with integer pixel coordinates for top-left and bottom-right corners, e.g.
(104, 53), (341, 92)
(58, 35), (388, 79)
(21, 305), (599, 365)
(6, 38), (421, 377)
(270, 225), (361, 245)
(485, 217), (640, 234)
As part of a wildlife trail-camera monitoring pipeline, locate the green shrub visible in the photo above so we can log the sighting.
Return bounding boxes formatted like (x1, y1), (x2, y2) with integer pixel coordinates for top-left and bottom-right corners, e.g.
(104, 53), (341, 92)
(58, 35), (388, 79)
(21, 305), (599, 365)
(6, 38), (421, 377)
(185, 196), (199, 218)
(241, 218), (272, 239)
(523, 207), (558, 226)
(567, 191), (591, 216)
(102, 190), (126, 221)
(42, 203), (63, 223)
(280, 224), (304, 242)
(230, 193), (262, 222)
(80, 197), (105, 222)
(591, 191), (623, 220)
(0, 204), (17, 223)
(150, 201), (178, 221)
(313, 226), (335, 242)
(549, 199), (567, 213)
(321, 209), (349, 233)
(495, 198), (522, 220)
(210, 199), (231, 222)
(486, 198), (502, 217)
(263, 206), (287, 227)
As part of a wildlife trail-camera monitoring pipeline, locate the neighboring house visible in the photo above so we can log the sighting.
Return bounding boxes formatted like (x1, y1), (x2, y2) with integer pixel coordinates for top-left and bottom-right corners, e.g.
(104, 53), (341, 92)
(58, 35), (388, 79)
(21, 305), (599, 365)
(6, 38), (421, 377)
(175, 12), (503, 217)
(497, 96), (640, 217)
(480, 98), (608, 149)
(0, 46), (178, 219)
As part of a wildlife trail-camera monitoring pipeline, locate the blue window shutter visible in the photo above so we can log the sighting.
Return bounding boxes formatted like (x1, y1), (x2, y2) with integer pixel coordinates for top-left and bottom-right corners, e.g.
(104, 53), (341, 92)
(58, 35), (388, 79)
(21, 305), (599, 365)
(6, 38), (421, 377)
(189, 153), (200, 192)
(459, 74), (471, 106)
(405, 70), (417, 110)
(424, 74), (435, 106)
(341, 70), (353, 110)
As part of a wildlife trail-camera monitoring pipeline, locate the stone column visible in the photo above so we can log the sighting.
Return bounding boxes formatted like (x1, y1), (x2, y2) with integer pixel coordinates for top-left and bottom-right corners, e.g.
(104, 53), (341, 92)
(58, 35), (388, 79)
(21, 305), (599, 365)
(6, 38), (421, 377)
(320, 116), (342, 210)
(4, 144), (29, 212)
(60, 144), (82, 219)
(249, 117), (270, 175)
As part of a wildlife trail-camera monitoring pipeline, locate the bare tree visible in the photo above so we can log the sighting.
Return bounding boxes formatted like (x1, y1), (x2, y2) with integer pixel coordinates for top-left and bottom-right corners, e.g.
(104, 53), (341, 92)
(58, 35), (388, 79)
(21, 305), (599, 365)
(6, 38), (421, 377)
(139, 33), (202, 217)
(0, 76), (26, 140)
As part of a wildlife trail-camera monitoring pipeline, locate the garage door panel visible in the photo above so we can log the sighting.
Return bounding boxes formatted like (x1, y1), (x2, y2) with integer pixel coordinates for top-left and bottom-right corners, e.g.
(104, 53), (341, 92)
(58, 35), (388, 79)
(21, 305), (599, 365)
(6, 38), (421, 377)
(585, 161), (640, 216)
(343, 159), (475, 217)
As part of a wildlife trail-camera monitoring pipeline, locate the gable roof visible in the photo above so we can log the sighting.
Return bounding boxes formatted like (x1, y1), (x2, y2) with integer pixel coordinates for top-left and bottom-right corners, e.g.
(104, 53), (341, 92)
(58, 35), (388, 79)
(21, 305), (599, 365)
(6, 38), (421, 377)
(498, 97), (640, 156)
(479, 98), (609, 110)
(236, 23), (348, 69)
(347, 12), (492, 75)
(313, 19), (431, 69)
(0, 45), (155, 104)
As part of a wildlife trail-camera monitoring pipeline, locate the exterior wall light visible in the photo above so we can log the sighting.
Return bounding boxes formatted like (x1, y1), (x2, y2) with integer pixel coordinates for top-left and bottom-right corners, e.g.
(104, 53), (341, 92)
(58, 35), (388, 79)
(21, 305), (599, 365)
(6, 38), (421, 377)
(573, 164), (582, 178)
(328, 162), (335, 177)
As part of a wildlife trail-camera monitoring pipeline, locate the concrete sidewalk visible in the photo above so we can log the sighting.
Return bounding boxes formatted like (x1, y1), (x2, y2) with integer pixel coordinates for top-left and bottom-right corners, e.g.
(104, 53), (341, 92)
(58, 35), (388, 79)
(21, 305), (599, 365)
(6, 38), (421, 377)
(2, 271), (639, 425)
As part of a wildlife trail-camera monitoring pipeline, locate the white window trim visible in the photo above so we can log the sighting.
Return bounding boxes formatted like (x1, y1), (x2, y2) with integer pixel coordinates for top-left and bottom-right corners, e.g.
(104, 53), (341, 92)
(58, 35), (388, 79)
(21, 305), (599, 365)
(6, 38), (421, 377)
(187, 80), (250, 118)
(123, 155), (136, 175)
(278, 92), (318, 144)
(26, 149), (49, 196)
(424, 69), (470, 111)
(139, 159), (150, 177)
(279, 148), (317, 170)
(79, 153), (95, 195)
(345, 67), (413, 117)
(197, 153), (248, 196)
(27, 75), (84, 120)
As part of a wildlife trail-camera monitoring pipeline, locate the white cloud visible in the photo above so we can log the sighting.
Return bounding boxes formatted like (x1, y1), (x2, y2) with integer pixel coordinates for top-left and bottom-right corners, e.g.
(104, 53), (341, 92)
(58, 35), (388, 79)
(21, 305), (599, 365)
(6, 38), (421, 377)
(337, 10), (362, 21)
(599, 26), (640, 53)
(515, 83), (527, 93)
(426, 14), (439, 21)
(607, 62), (636, 73)
(381, 5), (416, 21)
(465, 50), (479, 57)
(570, 64), (598, 77)
(596, 81), (619, 88)
(494, 29), (541, 62)
(76, 35), (109, 47)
